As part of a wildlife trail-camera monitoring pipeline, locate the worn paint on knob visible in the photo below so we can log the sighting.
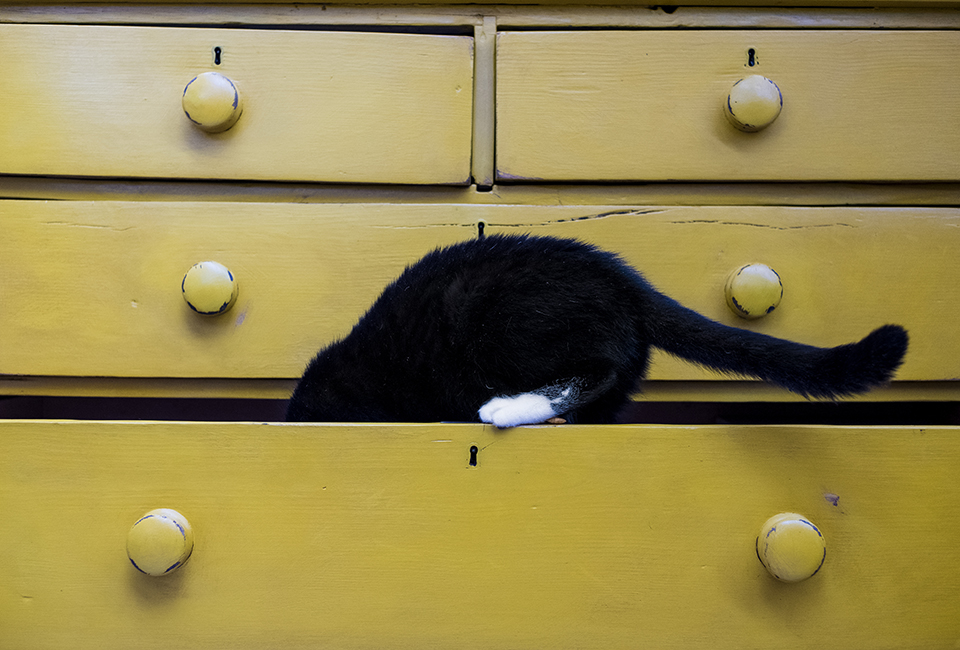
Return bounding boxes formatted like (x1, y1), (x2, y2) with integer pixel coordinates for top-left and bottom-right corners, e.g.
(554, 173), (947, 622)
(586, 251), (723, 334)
(127, 508), (194, 576)
(182, 261), (239, 315)
(756, 512), (825, 583)
(182, 71), (242, 133)
(725, 263), (782, 320)
(724, 75), (782, 132)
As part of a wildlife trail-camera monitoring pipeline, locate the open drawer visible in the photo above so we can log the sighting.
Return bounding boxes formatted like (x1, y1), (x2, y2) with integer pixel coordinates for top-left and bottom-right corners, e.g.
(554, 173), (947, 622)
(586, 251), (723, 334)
(1, 421), (958, 648)
(0, 201), (956, 385)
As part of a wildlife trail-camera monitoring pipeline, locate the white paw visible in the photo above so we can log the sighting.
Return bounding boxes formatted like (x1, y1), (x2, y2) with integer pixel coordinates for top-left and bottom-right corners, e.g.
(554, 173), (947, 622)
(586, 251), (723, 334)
(478, 393), (556, 428)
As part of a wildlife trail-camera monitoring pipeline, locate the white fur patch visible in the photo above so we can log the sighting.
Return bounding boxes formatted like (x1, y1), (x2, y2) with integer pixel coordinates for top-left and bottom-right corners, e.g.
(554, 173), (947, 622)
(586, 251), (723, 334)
(478, 393), (557, 429)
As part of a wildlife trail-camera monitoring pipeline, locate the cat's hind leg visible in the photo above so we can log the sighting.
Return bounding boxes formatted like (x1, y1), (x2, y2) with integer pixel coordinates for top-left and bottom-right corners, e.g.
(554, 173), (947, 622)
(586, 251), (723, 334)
(478, 377), (611, 428)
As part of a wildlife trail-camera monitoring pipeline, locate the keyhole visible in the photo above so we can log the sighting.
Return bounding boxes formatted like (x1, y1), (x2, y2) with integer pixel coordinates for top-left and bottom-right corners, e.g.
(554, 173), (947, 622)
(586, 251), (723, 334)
(213, 46), (222, 65)
(469, 445), (479, 466)
(477, 221), (486, 240)
(747, 48), (757, 67)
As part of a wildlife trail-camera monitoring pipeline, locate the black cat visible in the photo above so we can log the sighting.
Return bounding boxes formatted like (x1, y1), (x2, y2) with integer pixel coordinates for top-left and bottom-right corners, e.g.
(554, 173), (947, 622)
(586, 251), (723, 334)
(287, 234), (908, 427)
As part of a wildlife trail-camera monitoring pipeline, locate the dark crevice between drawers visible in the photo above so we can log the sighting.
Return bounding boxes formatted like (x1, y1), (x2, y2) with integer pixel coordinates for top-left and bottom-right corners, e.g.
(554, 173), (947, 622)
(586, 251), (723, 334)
(37, 22), (474, 36)
(0, 396), (958, 426)
(618, 401), (960, 426)
(0, 396), (289, 422)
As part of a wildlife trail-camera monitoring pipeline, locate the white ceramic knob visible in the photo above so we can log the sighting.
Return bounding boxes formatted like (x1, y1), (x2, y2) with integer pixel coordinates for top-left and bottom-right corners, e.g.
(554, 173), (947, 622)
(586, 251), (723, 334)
(127, 508), (195, 576)
(182, 261), (239, 315)
(725, 263), (782, 320)
(724, 75), (782, 132)
(756, 513), (825, 583)
(182, 72), (243, 133)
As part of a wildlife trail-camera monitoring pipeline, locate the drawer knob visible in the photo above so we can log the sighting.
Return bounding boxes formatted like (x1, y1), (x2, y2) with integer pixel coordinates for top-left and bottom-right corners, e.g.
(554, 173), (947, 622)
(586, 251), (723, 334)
(756, 513), (825, 583)
(127, 508), (195, 576)
(724, 75), (782, 132)
(725, 263), (782, 319)
(182, 72), (243, 133)
(182, 261), (239, 315)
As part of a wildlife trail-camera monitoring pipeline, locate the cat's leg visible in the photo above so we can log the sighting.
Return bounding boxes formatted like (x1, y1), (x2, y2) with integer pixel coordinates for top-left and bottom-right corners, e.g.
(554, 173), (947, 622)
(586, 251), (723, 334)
(478, 377), (610, 428)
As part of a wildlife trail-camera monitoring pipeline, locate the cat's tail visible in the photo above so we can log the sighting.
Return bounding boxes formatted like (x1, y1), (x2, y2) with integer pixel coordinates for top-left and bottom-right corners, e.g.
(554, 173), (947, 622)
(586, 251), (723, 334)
(643, 291), (908, 399)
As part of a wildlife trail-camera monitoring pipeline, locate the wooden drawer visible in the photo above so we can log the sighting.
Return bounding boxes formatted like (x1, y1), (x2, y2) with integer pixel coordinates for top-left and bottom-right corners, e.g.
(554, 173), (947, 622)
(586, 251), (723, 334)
(1, 421), (958, 649)
(511, 205), (960, 385)
(0, 201), (958, 383)
(0, 201), (478, 377)
(496, 30), (960, 182)
(0, 25), (473, 184)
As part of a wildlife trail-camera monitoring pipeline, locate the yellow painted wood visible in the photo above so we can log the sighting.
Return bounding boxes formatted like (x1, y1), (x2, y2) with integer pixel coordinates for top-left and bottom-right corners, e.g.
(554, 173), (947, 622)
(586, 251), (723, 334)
(3, 5), (958, 30)
(0, 24), (473, 184)
(0, 0), (954, 6)
(2, 176), (958, 207)
(1, 421), (958, 649)
(471, 15), (497, 188)
(497, 30), (960, 181)
(490, 206), (960, 384)
(0, 201), (481, 377)
(0, 201), (958, 385)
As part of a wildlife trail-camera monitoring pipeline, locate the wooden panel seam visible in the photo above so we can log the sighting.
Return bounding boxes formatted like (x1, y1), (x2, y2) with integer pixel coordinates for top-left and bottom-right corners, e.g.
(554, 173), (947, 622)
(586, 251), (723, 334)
(1, 5), (960, 26)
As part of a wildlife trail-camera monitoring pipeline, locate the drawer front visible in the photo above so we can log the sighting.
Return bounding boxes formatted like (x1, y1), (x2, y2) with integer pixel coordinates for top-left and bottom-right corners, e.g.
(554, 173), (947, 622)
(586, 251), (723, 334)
(0, 201), (958, 382)
(0, 201), (481, 378)
(498, 205), (960, 384)
(0, 25), (473, 184)
(496, 30), (960, 182)
(1, 421), (958, 649)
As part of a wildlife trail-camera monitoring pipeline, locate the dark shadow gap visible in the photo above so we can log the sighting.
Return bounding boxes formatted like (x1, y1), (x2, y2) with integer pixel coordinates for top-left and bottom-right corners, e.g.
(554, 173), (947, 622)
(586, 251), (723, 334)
(0, 396), (956, 426)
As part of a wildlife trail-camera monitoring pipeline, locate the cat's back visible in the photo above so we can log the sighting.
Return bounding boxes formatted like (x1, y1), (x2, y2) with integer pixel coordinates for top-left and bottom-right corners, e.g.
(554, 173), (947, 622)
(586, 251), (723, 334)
(360, 234), (645, 337)
(396, 234), (631, 290)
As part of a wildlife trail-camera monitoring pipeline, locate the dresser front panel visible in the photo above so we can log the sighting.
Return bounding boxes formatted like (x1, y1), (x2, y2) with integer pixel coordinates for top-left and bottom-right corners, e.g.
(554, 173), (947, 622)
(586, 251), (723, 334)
(496, 30), (960, 182)
(0, 201), (482, 378)
(0, 24), (474, 184)
(0, 201), (955, 383)
(1, 421), (958, 649)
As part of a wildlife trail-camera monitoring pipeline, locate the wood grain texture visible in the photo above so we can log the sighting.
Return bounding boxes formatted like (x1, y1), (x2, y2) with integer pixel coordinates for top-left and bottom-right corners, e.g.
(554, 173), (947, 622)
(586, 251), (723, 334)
(3, 177), (960, 206)
(489, 205), (960, 384)
(0, 0), (955, 6)
(1, 421), (958, 649)
(497, 30), (960, 181)
(0, 201), (482, 377)
(0, 201), (957, 383)
(471, 16), (497, 187)
(3, 5), (959, 29)
(0, 24), (473, 184)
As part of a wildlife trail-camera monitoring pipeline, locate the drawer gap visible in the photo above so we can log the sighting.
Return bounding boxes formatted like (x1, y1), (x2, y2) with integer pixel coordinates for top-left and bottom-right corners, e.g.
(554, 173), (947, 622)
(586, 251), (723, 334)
(1, 396), (957, 426)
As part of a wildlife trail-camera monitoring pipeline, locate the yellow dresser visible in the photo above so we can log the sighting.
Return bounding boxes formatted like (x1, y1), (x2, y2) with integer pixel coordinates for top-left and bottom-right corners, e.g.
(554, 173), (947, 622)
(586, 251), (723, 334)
(1, 2), (958, 648)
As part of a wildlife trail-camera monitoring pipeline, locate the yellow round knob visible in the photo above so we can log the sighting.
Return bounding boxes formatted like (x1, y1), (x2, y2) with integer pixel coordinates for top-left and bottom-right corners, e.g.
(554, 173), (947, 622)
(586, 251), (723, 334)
(127, 508), (194, 576)
(182, 261), (239, 315)
(724, 75), (782, 132)
(725, 263), (782, 320)
(756, 513), (825, 583)
(182, 72), (242, 133)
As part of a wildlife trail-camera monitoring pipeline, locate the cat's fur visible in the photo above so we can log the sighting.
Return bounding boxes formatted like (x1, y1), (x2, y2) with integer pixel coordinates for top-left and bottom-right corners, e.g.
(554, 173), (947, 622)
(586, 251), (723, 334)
(287, 234), (908, 427)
